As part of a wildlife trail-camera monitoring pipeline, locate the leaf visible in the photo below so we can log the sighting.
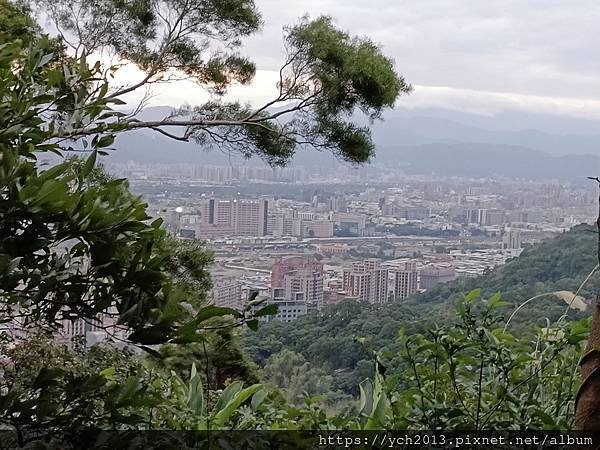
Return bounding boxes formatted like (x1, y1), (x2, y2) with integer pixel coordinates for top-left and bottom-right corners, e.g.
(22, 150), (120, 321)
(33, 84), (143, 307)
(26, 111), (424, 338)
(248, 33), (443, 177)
(96, 135), (115, 148)
(79, 374), (108, 393)
(99, 367), (116, 378)
(250, 389), (267, 410)
(38, 52), (54, 68)
(187, 364), (204, 416)
(363, 359), (390, 429)
(33, 368), (64, 388)
(38, 163), (69, 181)
(487, 292), (510, 310)
(82, 150), (97, 177)
(29, 180), (68, 205)
(195, 306), (241, 322)
(211, 384), (263, 427)
(364, 391), (390, 430)
(465, 289), (481, 302)
(139, 346), (161, 358)
(98, 82), (108, 99)
(212, 381), (244, 415)
(246, 319), (259, 331)
(128, 326), (170, 345)
(358, 379), (374, 418)
(115, 376), (143, 406)
(107, 97), (127, 105)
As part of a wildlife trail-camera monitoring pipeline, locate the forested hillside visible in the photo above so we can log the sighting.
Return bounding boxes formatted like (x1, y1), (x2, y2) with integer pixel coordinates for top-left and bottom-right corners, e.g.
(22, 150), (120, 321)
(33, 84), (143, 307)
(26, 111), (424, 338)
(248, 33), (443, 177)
(244, 224), (596, 397)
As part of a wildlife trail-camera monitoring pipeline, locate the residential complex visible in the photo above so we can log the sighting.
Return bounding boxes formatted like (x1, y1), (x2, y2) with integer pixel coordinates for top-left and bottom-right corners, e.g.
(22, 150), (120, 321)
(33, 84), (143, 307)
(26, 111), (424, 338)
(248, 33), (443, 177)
(342, 260), (389, 304)
(268, 256), (324, 322)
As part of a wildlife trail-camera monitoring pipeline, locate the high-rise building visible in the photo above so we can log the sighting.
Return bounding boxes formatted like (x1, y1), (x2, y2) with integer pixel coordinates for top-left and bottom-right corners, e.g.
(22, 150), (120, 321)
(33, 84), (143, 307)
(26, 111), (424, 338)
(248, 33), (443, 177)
(420, 264), (456, 290)
(231, 198), (269, 236)
(485, 209), (506, 226)
(269, 256), (324, 321)
(401, 207), (431, 221)
(327, 195), (347, 213)
(464, 208), (488, 225)
(271, 215), (302, 237)
(387, 261), (419, 300)
(342, 260), (388, 304)
(196, 198), (269, 237)
(211, 279), (244, 310)
(502, 228), (522, 250)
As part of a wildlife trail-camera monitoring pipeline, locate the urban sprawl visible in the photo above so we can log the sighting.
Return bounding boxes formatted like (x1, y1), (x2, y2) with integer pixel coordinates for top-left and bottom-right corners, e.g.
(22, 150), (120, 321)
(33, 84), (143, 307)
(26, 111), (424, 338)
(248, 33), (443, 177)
(102, 161), (597, 326)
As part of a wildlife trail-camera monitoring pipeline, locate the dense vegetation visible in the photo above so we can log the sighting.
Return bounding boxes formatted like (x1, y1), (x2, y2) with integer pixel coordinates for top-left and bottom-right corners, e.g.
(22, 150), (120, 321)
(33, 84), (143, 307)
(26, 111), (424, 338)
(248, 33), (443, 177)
(1, 291), (587, 444)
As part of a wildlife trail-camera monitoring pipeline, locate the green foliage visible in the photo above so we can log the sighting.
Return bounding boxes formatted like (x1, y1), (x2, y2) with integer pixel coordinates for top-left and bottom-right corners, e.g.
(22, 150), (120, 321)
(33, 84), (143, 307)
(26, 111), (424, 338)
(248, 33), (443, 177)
(392, 291), (588, 430)
(262, 349), (350, 409)
(244, 300), (424, 396)
(241, 291), (589, 430)
(2, 334), (141, 394)
(416, 225), (595, 333)
(281, 16), (411, 163)
(0, 337), (267, 441)
(159, 363), (263, 430)
(0, 295), (590, 435)
(0, 335), (158, 437)
(157, 321), (260, 389)
(23, 0), (407, 165)
(359, 359), (390, 430)
(0, 0), (39, 46)
(33, 0), (261, 92)
(0, 38), (271, 345)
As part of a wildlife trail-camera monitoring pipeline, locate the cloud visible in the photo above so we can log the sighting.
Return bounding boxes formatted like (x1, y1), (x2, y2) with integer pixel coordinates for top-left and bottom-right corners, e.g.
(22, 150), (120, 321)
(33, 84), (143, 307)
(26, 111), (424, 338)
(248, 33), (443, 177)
(401, 85), (600, 120)
(245, 0), (600, 105)
(114, 0), (600, 121)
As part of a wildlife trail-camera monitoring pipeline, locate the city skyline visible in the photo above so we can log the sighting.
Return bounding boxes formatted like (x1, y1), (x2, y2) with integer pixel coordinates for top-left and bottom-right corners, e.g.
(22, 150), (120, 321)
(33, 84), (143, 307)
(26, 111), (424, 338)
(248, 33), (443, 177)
(173, 174), (593, 322)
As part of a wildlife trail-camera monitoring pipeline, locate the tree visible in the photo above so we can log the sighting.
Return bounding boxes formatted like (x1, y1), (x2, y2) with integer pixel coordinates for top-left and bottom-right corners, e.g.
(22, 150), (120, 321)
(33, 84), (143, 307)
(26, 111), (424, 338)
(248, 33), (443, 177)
(157, 319), (261, 389)
(28, 0), (410, 164)
(394, 291), (588, 430)
(263, 349), (337, 406)
(0, 1), (34, 41)
(576, 179), (600, 429)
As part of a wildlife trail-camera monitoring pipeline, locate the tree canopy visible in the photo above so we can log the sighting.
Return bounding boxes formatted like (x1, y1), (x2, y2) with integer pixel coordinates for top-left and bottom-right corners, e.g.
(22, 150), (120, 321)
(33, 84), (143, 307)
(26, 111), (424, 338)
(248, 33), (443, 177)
(22, 0), (410, 165)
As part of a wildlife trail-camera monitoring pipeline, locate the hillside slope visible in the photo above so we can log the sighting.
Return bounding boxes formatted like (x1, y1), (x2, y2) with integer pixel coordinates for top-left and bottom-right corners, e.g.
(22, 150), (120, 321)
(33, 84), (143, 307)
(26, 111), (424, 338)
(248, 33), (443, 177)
(244, 224), (597, 393)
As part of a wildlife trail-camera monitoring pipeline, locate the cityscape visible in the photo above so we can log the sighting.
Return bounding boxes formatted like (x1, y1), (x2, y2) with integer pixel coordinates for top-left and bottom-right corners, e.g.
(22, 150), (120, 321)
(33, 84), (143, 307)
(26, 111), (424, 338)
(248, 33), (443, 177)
(106, 160), (598, 325)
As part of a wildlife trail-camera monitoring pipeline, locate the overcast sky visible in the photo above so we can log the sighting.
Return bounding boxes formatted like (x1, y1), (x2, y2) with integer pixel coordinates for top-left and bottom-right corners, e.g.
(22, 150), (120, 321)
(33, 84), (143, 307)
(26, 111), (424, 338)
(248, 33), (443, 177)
(121, 0), (600, 120)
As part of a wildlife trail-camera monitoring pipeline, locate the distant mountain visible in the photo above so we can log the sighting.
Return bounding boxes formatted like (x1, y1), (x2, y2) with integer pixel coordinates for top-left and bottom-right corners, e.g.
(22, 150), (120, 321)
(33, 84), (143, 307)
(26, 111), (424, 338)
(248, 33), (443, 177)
(372, 112), (600, 157)
(376, 143), (600, 179)
(101, 105), (600, 180)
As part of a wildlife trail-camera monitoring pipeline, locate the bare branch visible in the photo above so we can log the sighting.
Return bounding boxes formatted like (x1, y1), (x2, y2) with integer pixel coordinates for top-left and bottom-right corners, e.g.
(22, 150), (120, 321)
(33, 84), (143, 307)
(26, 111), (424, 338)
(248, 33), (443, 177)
(149, 126), (189, 142)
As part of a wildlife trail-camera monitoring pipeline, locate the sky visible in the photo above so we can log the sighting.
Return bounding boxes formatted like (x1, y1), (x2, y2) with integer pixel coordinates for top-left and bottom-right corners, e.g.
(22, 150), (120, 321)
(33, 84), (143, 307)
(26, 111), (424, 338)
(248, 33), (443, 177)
(115, 0), (600, 120)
